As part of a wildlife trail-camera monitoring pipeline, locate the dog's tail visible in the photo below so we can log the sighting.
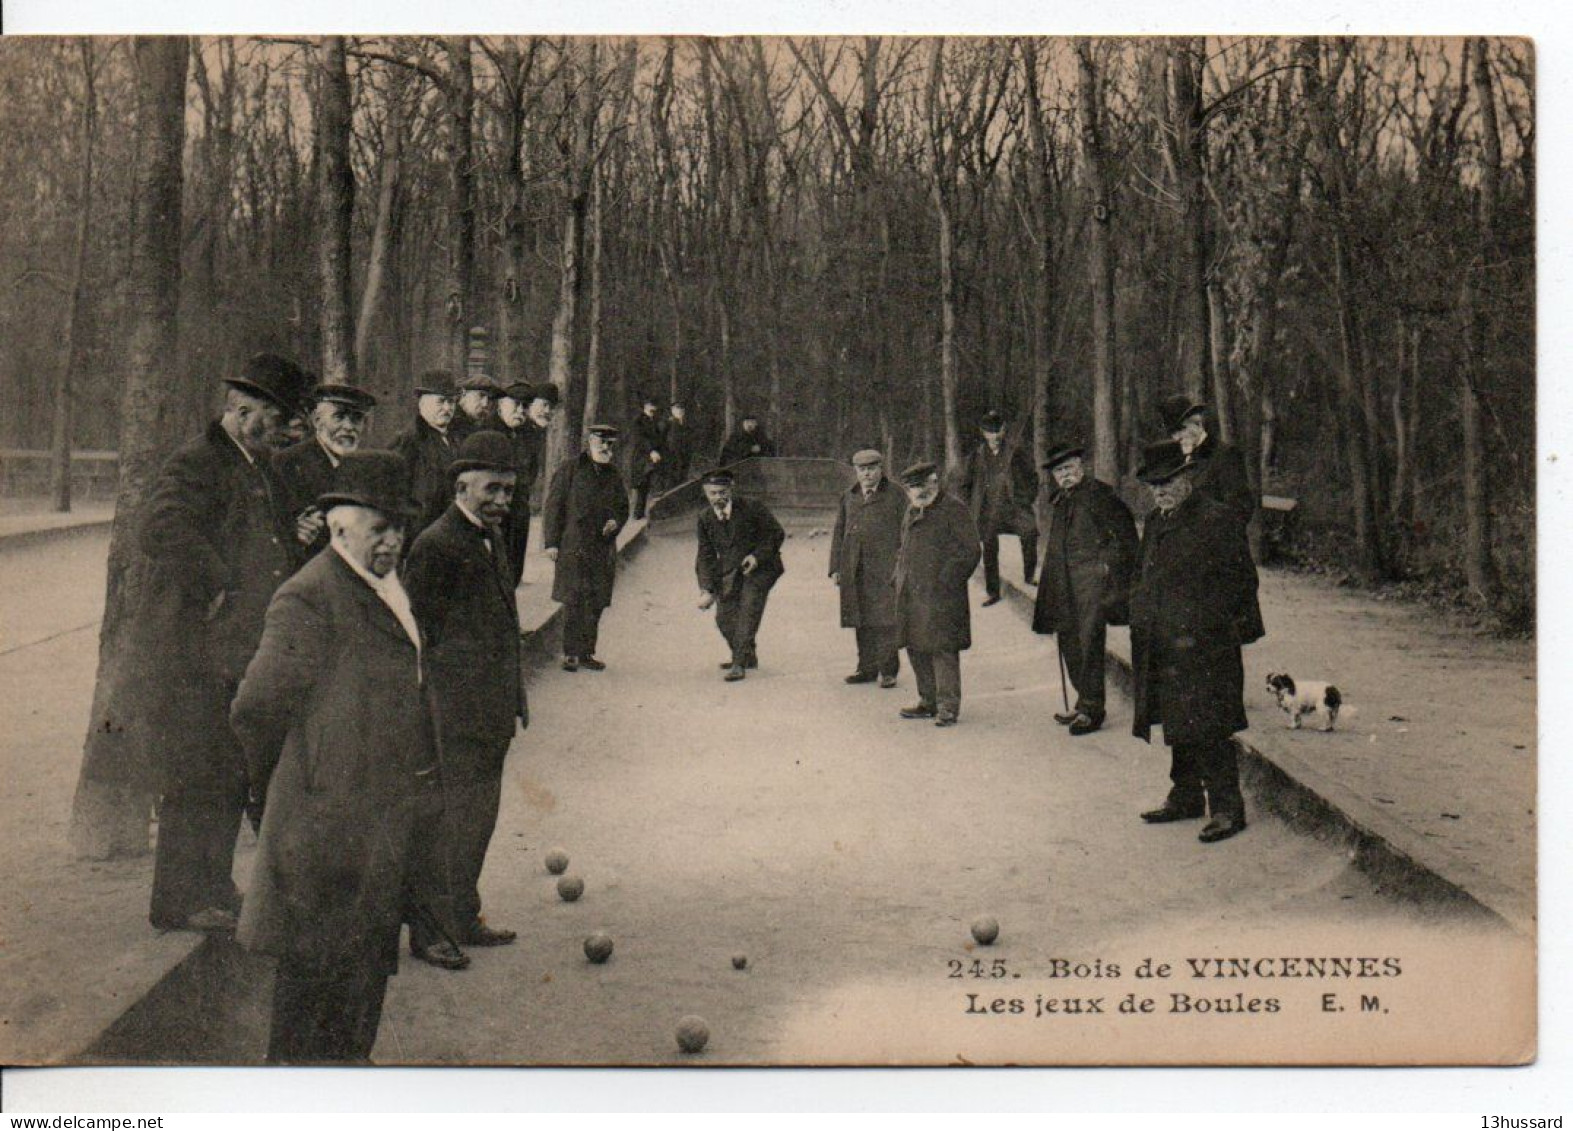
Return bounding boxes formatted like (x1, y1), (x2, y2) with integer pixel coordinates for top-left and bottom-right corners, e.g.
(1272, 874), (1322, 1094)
(1325, 686), (1343, 711)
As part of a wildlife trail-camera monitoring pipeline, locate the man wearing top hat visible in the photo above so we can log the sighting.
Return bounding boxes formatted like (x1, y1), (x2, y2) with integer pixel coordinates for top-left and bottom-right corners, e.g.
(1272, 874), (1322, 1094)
(130, 353), (312, 934)
(695, 468), (787, 681)
(893, 462), (981, 727)
(391, 371), (461, 537)
(274, 382), (378, 560)
(1128, 439), (1263, 844)
(544, 424), (630, 671)
(450, 373), (502, 445)
(829, 449), (906, 688)
(1030, 443), (1139, 735)
(628, 393), (667, 521)
(718, 411), (777, 466)
(957, 409), (1040, 606)
(233, 449), (445, 1062)
(403, 430), (527, 952)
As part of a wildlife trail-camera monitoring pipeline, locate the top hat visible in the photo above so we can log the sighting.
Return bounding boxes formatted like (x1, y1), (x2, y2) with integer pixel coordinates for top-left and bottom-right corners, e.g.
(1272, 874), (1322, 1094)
(898, 460), (940, 486)
(1041, 442), (1085, 472)
(451, 430), (517, 474)
(587, 423), (621, 440)
(310, 383), (378, 412)
(414, 370), (459, 399)
(979, 410), (1006, 433)
(318, 450), (418, 518)
(225, 353), (312, 416)
(701, 468), (735, 486)
(1158, 394), (1208, 435)
(1135, 439), (1194, 485)
(851, 449), (884, 468)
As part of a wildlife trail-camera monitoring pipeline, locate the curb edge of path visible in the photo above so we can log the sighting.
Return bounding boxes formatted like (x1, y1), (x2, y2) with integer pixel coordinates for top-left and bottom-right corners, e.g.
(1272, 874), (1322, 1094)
(0, 516), (114, 551)
(994, 575), (1531, 938)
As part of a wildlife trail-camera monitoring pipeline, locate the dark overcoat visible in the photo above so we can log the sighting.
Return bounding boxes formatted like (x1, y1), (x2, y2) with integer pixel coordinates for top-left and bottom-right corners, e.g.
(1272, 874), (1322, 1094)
(1129, 491), (1264, 746)
(894, 492), (981, 654)
(405, 506), (526, 785)
(829, 476), (906, 629)
(695, 497), (786, 594)
(389, 417), (457, 535)
(958, 438), (1039, 537)
(1031, 478), (1139, 634)
(273, 437), (338, 559)
(1187, 436), (1265, 641)
(543, 453), (630, 609)
(719, 428), (777, 466)
(232, 549), (436, 975)
(517, 421), (549, 496)
(661, 419), (692, 483)
(628, 412), (666, 487)
(128, 421), (301, 794)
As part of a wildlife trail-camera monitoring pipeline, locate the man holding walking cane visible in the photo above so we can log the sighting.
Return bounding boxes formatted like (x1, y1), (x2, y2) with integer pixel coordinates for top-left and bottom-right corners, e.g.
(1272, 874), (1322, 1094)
(1031, 443), (1138, 736)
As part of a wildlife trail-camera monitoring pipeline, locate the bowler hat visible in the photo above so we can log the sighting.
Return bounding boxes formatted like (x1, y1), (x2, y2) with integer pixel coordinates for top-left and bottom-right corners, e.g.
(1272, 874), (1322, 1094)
(1159, 394), (1207, 435)
(980, 410), (1006, 433)
(1041, 443), (1085, 472)
(587, 423), (620, 439)
(414, 370), (459, 399)
(318, 450), (418, 518)
(851, 449), (884, 468)
(898, 461), (939, 486)
(225, 353), (311, 416)
(451, 430), (517, 474)
(500, 381), (533, 402)
(459, 373), (502, 395)
(530, 383), (562, 406)
(1136, 439), (1194, 485)
(311, 383), (378, 412)
(701, 468), (735, 486)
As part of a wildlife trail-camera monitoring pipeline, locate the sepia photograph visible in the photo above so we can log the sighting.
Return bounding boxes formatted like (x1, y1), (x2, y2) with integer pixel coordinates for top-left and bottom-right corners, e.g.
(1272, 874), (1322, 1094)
(0, 28), (1540, 1076)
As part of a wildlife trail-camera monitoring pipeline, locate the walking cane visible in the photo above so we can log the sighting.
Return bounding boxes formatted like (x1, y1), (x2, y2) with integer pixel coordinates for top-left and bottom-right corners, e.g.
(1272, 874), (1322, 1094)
(1054, 634), (1071, 715)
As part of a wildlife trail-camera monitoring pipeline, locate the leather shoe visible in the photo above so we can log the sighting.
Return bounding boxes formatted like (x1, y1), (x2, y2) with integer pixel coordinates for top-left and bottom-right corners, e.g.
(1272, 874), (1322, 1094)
(182, 907), (237, 933)
(458, 920), (517, 947)
(1053, 711), (1079, 726)
(844, 671), (878, 684)
(724, 664), (746, 681)
(1199, 814), (1248, 843)
(1068, 713), (1103, 736)
(562, 656), (580, 672)
(580, 656), (607, 671)
(411, 940), (470, 971)
(900, 703), (937, 719)
(1140, 801), (1206, 824)
(879, 674), (898, 689)
(981, 595), (1002, 607)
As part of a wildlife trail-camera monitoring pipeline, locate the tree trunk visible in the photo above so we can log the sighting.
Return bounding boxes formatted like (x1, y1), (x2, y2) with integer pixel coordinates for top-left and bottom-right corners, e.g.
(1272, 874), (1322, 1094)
(70, 36), (188, 859)
(1167, 39), (1213, 404)
(1206, 280), (1235, 443)
(1462, 37), (1501, 606)
(446, 36), (476, 373)
(358, 64), (405, 400)
(1076, 40), (1120, 484)
(316, 36), (356, 385)
(498, 40), (530, 391)
(935, 179), (962, 474)
(54, 41), (97, 514)
(583, 173), (605, 428)
(545, 199), (584, 471)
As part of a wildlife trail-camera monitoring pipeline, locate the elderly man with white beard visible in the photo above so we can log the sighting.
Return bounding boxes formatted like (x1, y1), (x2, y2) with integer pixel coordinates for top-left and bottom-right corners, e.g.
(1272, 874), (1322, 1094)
(274, 383), (378, 560)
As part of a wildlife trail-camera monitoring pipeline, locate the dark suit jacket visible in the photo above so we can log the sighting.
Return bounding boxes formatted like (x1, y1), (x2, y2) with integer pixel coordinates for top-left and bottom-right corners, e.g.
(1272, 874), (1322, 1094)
(1190, 436), (1255, 528)
(404, 506), (526, 782)
(273, 437), (339, 559)
(390, 417), (457, 536)
(958, 437), (1038, 535)
(829, 477), (906, 629)
(628, 412), (666, 486)
(696, 497), (786, 596)
(544, 454), (629, 609)
(894, 492), (981, 653)
(1032, 478), (1139, 634)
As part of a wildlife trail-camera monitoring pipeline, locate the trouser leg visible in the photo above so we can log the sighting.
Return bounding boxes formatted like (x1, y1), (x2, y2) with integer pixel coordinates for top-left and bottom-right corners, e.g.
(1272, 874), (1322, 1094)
(982, 534), (1002, 597)
(932, 651), (962, 717)
(1020, 529), (1039, 584)
(403, 788), (455, 950)
(150, 779), (245, 928)
(505, 511), (530, 588)
(563, 601), (603, 658)
(872, 626), (900, 677)
(1165, 742), (1207, 810)
(1061, 595), (1108, 718)
(633, 484), (650, 520)
(909, 649), (937, 708)
(715, 587), (741, 661)
(1196, 738), (1245, 819)
(854, 626), (878, 675)
(446, 771), (505, 932)
(732, 575), (774, 664)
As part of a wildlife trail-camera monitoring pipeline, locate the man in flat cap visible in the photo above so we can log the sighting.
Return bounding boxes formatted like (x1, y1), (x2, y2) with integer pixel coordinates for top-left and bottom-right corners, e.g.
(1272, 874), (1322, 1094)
(450, 373), (502, 445)
(129, 353), (311, 933)
(718, 411), (777, 466)
(1129, 439), (1263, 844)
(544, 425), (630, 671)
(830, 449), (906, 688)
(1031, 444), (1138, 735)
(695, 468), (787, 681)
(233, 450), (442, 1061)
(628, 393), (667, 521)
(893, 462), (981, 727)
(957, 409), (1040, 607)
(391, 371), (460, 538)
(404, 430), (527, 954)
(274, 383), (378, 560)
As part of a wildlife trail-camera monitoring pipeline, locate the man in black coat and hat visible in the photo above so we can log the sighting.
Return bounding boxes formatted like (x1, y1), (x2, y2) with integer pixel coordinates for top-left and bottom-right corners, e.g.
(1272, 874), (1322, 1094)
(628, 393), (667, 520)
(957, 409), (1040, 606)
(1129, 439), (1264, 844)
(493, 381), (538, 588)
(695, 468), (787, 681)
(450, 373), (502, 444)
(544, 424), (630, 671)
(404, 430), (528, 952)
(829, 449), (906, 687)
(1031, 443), (1138, 735)
(718, 412), (777, 466)
(658, 399), (693, 490)
(273, 382), (378, 561)
(134, 353), (312, 933)
(390, 371), (460, 538)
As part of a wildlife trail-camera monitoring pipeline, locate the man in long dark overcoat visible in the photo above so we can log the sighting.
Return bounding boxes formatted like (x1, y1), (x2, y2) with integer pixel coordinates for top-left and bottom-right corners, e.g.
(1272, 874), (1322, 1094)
(233, 450), (442, 1062)
(390, 371), (460, 538)
(1129, 439), (1264, 844)
(493, 381), (537, 588)
(628, 393), (666, 520)
(544, 424), (630, 671)
(1030, 443), (1138, 735)
(135, 353), (312, 934)
(404, 430), (528, 950)
(829, 449), (906, 687)
(894, 462), (982, 727)
(957, 410), (1040, 606)
(273, 382), (377, 561)
(695, 468), (787, 681)
(658, 400), (693, 490)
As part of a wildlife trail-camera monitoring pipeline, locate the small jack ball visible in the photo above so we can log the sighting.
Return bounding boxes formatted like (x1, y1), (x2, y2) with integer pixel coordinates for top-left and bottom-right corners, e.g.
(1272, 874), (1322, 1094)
(557, 875), (585, 902)
(971, 917), (1000, 946)
(584, 933), (613, 963)
(676, 1016), (710, 1054)
(731, 954), (748, 970)
(545, 849), (570, 875)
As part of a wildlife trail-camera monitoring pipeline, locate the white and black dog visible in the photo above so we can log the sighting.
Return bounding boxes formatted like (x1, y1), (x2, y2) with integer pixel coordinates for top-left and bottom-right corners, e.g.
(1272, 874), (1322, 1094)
(1264, 672), (1342, 732)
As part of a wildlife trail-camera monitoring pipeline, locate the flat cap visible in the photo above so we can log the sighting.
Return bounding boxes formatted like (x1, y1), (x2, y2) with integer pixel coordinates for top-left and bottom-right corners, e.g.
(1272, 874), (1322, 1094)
(701, 468), (735, 486)
(851, 449), (884, 467)
(898, 461), (939, 486)
(979, 409), (1006, 432)
(530, 382), (562, 406)
(311, 383), (378, 411)
(459, 373), (503, 394)
(500, 381), (534, 402)
(587, 423), (621, 439)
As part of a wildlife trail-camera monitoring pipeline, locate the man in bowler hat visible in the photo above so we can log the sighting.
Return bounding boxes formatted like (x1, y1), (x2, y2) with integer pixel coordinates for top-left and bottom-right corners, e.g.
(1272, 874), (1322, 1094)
(493, 381), (538, 588)
(390, 371), (461, 537)
(274, 382), (378, 560)
(1129, 439), (1263, 844)
(830, 449), (906, 688)
(695, 468), (787, 681)
(544, 424), (630, 671)
(957, 409), (1040, 606)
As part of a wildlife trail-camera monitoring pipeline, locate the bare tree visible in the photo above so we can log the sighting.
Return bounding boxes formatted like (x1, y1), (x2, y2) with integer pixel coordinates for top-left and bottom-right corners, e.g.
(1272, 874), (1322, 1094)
(316, 36), (356, 384)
